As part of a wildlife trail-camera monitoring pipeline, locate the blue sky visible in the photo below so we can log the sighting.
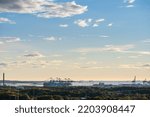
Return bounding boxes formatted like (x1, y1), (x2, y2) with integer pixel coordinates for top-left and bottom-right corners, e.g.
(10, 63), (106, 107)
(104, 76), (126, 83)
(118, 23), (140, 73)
(0, 0), (150, 81)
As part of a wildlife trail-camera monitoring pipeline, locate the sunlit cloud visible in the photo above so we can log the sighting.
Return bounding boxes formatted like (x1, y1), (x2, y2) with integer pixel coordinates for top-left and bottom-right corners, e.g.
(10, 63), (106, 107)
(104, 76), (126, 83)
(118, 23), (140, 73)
(50, 60), (63, 66)
(74, 44), (135, 53)
(0, 17), (16, 24)
(119, 63), (150, 69)
(74, 19), (90, 27)
(0, 0), (87, 18)
(74, 18), (105, 28)
(52, 54), (63, 57)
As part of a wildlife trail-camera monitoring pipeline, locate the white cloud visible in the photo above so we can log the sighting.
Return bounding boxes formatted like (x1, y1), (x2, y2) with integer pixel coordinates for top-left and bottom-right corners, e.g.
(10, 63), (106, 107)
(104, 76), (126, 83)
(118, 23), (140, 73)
(74, 19), (89, 27)
(143, 39), (150, 43)
(95, 19), (105, 23)
(93, 24), (99, 27)
(107, 23), (113, 27)
(126, 5), (134, 8)
(44, 36), (62, 41)
(73, 61), (110, 69)
(100, 35), (109, 38)
(74, 44), (150, 57)
(74, 18), (105, 28)
(0, 17), (16, 24)
(123, 0), (135, 8)
(0, 37), (21, 43)
(50, 60), (63, 66)
(52, 54), (62, 57)
(119, 63), (150, 69)
(119, 64), (139, 69)
(59, 24), (68, 28)
(88, 18), (92, 22)
(24, 52), (45, 58)
(5, 38), (21, 43)
(0, 0), (87, 18)
(131, 51), (150, 55)
(124, 0), (135, 4)
(74, 44), (134, 53)
(93, 19), (105, 27)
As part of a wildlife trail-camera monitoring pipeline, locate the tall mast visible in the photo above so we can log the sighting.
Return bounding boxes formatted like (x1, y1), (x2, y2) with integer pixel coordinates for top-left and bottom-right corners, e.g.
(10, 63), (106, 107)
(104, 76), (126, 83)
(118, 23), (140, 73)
(3, 73), (5, 86)
(132, 76), (136, 84)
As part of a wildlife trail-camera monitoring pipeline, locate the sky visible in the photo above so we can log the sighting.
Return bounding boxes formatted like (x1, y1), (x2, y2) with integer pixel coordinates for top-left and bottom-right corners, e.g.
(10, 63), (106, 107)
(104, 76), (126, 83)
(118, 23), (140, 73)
(0, 0), (150, 81)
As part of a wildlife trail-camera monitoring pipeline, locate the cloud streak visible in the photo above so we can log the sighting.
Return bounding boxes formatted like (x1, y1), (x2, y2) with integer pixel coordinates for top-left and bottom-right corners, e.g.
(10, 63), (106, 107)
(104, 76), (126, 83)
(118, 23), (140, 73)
(74, 44), (134, 53)
(74, 44), (150, 56)
(0, 17), (16, 24)
(43, 36), (62, 41)
(0, 37), (21, 43)
(59, 24), (68, 28)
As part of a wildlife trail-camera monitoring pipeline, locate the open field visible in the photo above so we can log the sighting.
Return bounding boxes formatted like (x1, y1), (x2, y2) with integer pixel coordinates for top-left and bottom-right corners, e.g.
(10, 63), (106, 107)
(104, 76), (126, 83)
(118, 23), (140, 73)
(0, 86), (150, 100)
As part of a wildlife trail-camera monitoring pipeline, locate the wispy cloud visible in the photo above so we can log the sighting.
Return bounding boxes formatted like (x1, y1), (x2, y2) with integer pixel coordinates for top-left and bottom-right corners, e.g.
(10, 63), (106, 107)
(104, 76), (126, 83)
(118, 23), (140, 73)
(142, 39), (150, 44)
(24, 52), (45, 58)
(0, 17), (16, 24)
(43, 36), (62, 41)
(73, 61), (109, 70)
(74, 44), (134, 53)
(126, 5), (134, 8)
(0, 0), (87, 18)
(99, 35), (109, 38)
(74, 19), (90, 27)
(0, 62), (8, 68)
(79, 66), (109, 70)
(0, 37), (21, 43)
(74, 44), (150, 56)
(74, 18), (105, 28)
(59, 24), (69, 28)
(52, 54), (63, 57)
(120, 63), (150, 69)
(93, 19), (105, 27)
(124, 0), (135, 4)
(5, 38), (21, 43)
(123, 0), (136, 8)
(50, 60), (63, 66)
(107, 23), (113, 27)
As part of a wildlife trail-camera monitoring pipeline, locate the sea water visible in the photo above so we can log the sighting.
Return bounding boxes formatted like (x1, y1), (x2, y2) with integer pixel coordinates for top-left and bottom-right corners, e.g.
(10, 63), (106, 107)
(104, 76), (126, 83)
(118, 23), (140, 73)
(0, 80), (143, 87)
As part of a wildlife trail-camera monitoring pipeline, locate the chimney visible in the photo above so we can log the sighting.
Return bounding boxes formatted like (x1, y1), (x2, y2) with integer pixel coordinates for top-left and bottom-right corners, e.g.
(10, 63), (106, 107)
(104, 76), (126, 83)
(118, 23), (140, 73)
(3, 73), (5, 86)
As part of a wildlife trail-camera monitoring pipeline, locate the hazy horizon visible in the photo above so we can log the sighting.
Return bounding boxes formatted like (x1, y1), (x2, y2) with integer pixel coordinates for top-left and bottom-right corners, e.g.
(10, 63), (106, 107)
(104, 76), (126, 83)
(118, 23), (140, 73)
(0, 0), (150, 81)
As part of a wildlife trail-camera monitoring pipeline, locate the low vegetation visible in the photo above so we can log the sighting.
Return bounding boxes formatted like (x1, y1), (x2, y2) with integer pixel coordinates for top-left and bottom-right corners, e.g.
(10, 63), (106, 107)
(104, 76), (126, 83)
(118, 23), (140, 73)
(0, 86), (150, 100)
